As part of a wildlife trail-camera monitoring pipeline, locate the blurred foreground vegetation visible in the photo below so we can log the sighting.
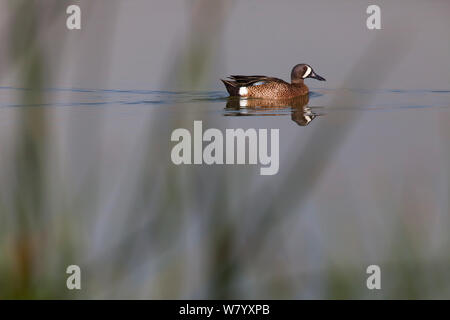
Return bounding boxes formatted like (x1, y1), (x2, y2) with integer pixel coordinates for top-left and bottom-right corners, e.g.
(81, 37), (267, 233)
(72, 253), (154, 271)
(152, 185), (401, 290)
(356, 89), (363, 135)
(1, 0), (450, 299)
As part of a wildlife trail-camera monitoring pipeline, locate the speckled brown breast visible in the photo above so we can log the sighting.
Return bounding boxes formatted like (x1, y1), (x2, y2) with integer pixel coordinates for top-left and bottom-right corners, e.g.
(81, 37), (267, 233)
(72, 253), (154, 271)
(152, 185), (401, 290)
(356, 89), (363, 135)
(247, 82), (309, 99)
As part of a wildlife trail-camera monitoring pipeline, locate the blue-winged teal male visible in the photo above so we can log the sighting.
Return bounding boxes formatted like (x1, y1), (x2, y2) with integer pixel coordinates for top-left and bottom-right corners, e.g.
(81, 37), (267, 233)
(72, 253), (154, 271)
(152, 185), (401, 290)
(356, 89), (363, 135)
(221, 64), (325, 99)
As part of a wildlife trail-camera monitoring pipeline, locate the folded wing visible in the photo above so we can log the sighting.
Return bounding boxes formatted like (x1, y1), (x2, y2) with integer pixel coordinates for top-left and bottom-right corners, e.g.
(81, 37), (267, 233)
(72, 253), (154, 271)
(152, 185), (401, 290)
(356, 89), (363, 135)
(227, 75), (286, 87)
(221, 75), (287, 96)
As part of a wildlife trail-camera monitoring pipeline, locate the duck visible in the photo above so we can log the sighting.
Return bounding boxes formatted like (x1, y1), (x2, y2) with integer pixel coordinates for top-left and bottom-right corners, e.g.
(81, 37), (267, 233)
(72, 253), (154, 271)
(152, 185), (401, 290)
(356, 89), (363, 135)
(221, 64), (325, 99)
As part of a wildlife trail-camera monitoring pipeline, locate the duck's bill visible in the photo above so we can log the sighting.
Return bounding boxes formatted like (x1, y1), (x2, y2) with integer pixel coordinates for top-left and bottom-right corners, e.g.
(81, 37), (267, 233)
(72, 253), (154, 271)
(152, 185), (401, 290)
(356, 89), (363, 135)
(310, 72), (326, 81)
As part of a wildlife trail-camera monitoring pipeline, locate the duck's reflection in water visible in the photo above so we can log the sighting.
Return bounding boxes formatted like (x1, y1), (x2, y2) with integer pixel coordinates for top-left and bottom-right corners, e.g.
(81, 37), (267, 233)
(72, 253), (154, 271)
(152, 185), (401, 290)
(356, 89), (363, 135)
(224, 95), (320, 126)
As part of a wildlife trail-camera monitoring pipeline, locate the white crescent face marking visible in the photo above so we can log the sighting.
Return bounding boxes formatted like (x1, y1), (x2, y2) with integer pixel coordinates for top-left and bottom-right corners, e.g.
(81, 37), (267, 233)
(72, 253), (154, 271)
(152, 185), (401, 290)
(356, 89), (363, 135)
(302, 66), (312, 79)
(239, 87), (248, 96)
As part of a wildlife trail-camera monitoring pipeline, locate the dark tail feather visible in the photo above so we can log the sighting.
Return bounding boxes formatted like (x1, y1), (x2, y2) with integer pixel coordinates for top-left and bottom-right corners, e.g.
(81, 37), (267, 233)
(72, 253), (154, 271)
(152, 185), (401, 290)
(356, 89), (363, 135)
(221, 79), (240, 96)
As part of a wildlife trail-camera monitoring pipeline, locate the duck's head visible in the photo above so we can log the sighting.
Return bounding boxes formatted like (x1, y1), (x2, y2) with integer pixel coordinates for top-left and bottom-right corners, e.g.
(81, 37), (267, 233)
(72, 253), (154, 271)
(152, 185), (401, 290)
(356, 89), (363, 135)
(291, 64), (326, 84)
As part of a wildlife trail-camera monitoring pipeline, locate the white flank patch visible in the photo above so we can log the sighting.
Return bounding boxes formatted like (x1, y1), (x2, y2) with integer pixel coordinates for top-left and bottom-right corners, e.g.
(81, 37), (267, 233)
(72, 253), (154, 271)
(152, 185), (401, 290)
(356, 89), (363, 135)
(239, 87), (248, 96)
(239, 99), (248, 107)
(302, 66), (312, 79)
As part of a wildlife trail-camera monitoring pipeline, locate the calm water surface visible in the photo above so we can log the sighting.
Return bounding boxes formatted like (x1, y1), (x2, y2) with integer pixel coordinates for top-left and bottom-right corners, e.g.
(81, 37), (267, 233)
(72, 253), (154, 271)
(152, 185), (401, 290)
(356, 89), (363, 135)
(2, 85), (450, 298)
(2, 86), (449, 114)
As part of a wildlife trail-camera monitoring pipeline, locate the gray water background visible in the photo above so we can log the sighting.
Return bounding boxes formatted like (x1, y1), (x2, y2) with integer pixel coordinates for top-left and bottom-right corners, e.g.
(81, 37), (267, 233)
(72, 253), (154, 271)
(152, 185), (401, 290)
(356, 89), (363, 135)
(1, 0), (450, 299)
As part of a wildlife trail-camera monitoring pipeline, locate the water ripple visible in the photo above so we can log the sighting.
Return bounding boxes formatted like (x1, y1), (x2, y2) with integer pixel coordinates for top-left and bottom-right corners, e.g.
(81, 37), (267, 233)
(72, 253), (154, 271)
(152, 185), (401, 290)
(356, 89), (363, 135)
(0, 86), (449, 111)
